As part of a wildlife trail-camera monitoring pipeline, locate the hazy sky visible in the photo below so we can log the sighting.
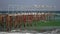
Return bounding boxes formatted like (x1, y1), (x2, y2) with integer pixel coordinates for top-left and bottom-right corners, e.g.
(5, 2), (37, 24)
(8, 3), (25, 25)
(0, 0), (60, 11)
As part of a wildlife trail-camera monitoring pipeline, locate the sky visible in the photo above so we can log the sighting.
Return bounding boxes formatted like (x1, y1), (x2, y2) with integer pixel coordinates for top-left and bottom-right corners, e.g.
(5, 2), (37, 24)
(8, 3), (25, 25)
(0, 0), (60, 11)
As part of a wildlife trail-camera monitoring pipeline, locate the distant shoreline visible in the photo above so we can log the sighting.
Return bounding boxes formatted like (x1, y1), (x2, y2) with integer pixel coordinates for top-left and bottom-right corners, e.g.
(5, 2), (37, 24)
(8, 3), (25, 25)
(0, 11), (60, 14)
